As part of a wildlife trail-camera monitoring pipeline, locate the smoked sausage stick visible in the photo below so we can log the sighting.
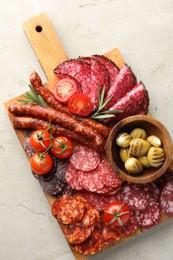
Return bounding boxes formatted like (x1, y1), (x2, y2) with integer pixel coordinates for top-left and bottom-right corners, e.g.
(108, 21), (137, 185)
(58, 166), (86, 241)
(8, 103), (106, 151)
(29, 71), (111, 139)
(13, 116), (103, 151)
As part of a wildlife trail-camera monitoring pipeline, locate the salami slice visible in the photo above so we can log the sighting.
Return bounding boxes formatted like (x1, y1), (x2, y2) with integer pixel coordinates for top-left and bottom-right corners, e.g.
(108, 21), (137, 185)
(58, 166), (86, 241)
(24, 130), (36, 157)
(71, 228), (103, 255)
(135, 89), (149, 115)
(135, 198), (161, 228)
(104, 64), (136, 110)
(65, 164), (83, 190)
(121, 211), (137, 236)
(65, 224), (94, 244)
(76, 203), (100, 227)
(78, 57), (110, 110)
(146, 182), (160, 201)
(51, 195), (86, 224)
(54, 59), (91, 96)
(69, 146), (100, 172)
(55, 73), (82, 93)
(99, 158), (123, 187)
(96, 185), (113, 194)
(93, 55), (119, 86)
(79, 169), (104, 192)
(61, 184), (76, 197)
(159, 180), (173, 215)
(104, 186), (121, 196)
(99, 221), (120, 245)
(154, 168), (173, 192)
(105, 82), (145, 123)
(119, 183), (150, 211)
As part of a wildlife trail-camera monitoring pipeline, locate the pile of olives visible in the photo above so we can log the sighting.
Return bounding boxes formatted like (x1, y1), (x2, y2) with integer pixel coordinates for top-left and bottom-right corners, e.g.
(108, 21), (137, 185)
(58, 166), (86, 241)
(116, 128), (165, 175)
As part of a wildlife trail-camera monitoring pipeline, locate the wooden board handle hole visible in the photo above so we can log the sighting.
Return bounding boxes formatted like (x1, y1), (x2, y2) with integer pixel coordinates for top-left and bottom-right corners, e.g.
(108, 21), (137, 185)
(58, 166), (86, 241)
(35, 25), (42, 32)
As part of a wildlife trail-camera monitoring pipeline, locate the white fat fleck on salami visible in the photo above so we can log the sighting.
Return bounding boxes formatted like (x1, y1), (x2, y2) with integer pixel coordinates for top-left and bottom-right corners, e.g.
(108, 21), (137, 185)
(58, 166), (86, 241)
(119, 183), (150, 211)
(160, 180), (173, 214)
(65, 164), (83, 190)
(135, 199), (161, 228)
(104, 64), (136, 110)
(69, 146), (100, 172)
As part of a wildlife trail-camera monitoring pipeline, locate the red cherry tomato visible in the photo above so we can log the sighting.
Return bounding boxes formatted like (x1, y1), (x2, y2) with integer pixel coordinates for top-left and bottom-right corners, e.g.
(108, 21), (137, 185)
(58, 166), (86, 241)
(68, 94), (93, 116)
(30, 153), (53, 175)
(103, 201), (130, 227)
(54, 78), (77, 102)
(29, 130), (51, 152)
(51, 136), (74, 159)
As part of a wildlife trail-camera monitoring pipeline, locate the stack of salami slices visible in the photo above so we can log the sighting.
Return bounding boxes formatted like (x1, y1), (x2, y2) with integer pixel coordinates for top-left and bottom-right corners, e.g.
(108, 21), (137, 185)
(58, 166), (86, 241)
(54, 55), (149, 122)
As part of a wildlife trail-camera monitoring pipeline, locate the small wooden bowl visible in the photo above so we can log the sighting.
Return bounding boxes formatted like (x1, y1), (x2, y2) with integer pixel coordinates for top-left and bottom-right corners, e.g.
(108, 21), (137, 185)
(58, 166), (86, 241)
(106, 115), (172, 184)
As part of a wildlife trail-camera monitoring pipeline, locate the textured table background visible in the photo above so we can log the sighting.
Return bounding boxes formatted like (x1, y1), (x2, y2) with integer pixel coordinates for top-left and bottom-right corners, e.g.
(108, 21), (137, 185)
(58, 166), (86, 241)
(0, 1), (173, 259)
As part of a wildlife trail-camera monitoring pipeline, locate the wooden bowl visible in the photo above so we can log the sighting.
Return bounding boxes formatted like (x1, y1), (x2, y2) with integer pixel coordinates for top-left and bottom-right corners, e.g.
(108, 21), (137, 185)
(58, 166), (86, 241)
(106, 115), (172, 184)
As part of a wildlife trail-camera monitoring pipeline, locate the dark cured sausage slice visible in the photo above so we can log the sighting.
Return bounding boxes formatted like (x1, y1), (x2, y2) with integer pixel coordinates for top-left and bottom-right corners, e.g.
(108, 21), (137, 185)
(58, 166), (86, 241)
(135, 198), (161, 228)
(119, 183), (150, 211)
(105, 82), (145, 122)
(51, 196), (86, 224)
(65, 224), (94, 244)
(159, 180), (173, 215)
(78, 57), (110, 110)
(69, 146), (100, 172)
(92, 55), (119, 87)
(104, 64), (136, 110)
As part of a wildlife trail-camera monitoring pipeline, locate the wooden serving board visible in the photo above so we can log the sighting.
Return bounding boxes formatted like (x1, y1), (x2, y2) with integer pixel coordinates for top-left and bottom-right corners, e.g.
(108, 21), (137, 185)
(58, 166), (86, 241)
(4, 13), (173, 259)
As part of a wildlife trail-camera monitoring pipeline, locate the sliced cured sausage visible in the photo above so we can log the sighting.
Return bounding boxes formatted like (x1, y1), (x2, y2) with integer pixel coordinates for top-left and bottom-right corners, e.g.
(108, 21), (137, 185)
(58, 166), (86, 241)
(51, 195), (86, 224)
(79, 169), (105, 192)
(159, 180), (173, 215)
(104, 64), (136, 110)
(76, 203), (100, 227)
(105, 82), (146, 122)
(69, 146), (100, 172)
(120, 211), (137, 236)
(65, 224), (94, 244)
(71, 228), (103, 254)
(93, 54), (119, 86)
(135, 198), (161, 229)
(65, 164), (83, 190)
(24, 130), (36, 157)
(98, 221), (120, 245)
(135, 89), (149, 115)
(119, 183), (150, 211)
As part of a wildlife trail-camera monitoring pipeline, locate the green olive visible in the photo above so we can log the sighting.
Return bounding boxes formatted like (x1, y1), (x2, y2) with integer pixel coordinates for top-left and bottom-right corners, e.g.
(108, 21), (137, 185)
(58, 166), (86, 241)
(119, 148), (131, 163)
(129, 138), (150, 157)
(125, 157), (143, 174)
(116, 132), (131, 148)
(147, 147), (165, 168)
(147, 135), (162, 148)
(130, 128), (147, 140)
(137, 156), (150, 168)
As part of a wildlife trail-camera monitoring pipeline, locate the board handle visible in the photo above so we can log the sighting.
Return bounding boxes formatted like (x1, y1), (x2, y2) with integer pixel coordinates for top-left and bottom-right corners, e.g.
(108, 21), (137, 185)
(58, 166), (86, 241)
(22, 13), (68, 91)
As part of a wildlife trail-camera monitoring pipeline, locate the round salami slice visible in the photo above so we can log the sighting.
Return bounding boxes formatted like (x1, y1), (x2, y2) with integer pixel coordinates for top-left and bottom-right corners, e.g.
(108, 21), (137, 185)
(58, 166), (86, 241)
(159, 180), (173, 215)
(145, 182), (160, 201)
(121, 211), (137, 237)
(79, 169), (104, 192)
(65, 164), (83, 190)
(76, 203), (100, 227)
(135, 198), (161, 229)
(69, 146), (100, 172)
(71, 228), (103, 255)
(99, 158), (122, 187)
(119, 183), (150, 211)
(51, 195), (86, 224)
(65, 223), (94, 244)
(99, 221), (120, 245)
(96, 185), (113, 194)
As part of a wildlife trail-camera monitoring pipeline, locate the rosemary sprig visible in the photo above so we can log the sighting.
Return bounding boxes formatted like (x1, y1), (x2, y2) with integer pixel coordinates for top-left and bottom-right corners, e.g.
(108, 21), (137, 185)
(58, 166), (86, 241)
(91, 86), (123, 119)
(17, 84), (48, 107)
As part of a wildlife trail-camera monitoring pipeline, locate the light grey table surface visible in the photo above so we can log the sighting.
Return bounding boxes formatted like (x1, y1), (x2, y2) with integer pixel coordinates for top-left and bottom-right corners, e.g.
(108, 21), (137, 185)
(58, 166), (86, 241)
(1, 1), (173, 259)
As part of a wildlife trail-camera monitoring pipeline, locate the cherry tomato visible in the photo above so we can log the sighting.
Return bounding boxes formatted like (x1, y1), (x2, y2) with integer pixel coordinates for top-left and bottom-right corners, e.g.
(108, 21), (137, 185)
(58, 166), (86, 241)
(29, 130), (51, 152)
(30, 153), (53, 175)
(103, 201), (130, 227)
(68, 94), (93, 116)
(51, 136), (73, 159)
(54, 78), (77, 102)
